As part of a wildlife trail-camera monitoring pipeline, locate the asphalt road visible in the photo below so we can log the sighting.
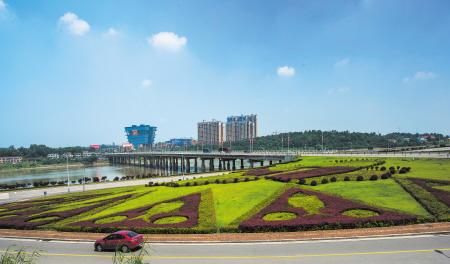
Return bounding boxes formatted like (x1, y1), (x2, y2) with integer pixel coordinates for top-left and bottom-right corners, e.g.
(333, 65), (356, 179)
(0, 172), (226, 204)
(0, 234), (449, 264)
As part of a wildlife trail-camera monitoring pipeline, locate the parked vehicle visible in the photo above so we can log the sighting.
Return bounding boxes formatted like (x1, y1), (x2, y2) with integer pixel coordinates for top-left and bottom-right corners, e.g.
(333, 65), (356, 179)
(94, 230), (144, 252)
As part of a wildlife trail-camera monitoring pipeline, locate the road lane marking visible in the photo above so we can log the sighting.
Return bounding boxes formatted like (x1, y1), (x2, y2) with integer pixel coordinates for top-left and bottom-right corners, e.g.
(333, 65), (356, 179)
(0, 247), (449, 259)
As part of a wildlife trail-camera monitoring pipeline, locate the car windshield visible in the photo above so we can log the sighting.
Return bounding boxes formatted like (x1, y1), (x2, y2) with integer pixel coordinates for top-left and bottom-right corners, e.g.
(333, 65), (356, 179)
(127, 231), (139, 238)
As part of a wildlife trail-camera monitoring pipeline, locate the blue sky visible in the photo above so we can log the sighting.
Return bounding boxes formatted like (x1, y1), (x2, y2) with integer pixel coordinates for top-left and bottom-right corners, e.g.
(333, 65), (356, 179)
(0, 0), (449, 147)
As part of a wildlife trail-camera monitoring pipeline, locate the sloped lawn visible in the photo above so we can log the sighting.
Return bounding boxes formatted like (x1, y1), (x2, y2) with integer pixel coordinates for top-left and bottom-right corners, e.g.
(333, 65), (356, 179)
(302, 179), (430, 217)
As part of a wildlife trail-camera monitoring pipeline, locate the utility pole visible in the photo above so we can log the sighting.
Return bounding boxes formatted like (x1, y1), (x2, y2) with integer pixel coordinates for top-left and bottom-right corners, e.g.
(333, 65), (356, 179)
(287, 134), (290, 153)
(66, 155), (70, 193)
(321, 131), (324, 152)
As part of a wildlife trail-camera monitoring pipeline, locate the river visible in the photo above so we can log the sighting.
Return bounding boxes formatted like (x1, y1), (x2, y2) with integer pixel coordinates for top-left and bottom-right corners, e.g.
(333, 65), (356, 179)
(0, 165), (157, 186)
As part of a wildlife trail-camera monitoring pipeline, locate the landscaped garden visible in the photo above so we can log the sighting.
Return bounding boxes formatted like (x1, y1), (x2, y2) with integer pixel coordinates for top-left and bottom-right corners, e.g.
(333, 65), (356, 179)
(0, 156), (448, 233)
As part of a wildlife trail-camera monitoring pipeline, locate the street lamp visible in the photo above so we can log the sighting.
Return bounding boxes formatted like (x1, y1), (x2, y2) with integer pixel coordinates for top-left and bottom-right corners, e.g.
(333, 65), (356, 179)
(66, 155), (70, 193)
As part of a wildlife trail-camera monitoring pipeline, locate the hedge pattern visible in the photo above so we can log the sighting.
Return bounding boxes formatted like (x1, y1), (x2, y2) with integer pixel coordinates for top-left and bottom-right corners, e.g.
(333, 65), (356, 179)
(70, 193), (201, 230)
(239, 188), (416, 232)
(0, 194), (133, 229)
(395, 178), (450, 221)
(410, 179), (450, 207)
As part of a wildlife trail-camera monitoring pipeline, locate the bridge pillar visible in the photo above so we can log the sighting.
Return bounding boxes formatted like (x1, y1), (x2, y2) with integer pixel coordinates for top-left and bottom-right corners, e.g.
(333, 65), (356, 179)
(194, 158), (198, 173)
(210, 159), (214, 171)
(181, 157), (185, 174)
(227, 160), (231, 171)
(232, 160), (236, 171)
(269, 160), (273, 165)
(240, 159), (244, 169)
(186, 158), (191, 174)
(260, 160), (264, 167)
(250, 160), (254, 168)
(218, 159), (222, 170)
(279, 160), (282, 163)
(201, 159), (206, 172)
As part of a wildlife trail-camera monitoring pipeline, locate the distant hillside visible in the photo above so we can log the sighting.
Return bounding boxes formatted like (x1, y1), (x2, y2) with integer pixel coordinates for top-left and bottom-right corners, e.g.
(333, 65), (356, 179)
(197, 131), (449, 151)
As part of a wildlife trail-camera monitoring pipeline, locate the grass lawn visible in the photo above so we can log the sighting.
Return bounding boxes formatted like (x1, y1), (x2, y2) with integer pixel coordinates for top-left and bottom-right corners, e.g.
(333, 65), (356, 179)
(302, 179), (430, 217)
(288, 193), (324, 215)
(212, 180), (285, 227)
(434, 185), (450, 192)
(270, 156), (380, 171)
(382, 158), (450, 181)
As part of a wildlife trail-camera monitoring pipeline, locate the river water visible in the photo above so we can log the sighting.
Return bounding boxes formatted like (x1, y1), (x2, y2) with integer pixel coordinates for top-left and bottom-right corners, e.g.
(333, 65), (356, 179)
(0, 165), (156, 185)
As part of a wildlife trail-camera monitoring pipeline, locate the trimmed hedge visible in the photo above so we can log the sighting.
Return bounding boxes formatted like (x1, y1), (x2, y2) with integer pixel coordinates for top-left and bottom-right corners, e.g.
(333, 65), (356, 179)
(395, 178), (449, 221)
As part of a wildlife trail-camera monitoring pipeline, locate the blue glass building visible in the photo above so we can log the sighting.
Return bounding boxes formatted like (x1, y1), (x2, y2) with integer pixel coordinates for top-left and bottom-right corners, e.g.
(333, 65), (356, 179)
(125, 124), (157, 149)
(166, 138), (193, 147)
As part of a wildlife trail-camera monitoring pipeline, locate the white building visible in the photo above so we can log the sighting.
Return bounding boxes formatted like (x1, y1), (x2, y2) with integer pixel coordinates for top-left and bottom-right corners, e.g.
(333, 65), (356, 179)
(0, 157), (23, 164)
(47, 153), (60, 159)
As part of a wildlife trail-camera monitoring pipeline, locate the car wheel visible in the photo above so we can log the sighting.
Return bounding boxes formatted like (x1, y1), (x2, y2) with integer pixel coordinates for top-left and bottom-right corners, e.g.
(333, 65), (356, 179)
(95, 244), (103, 252)
(121, 245), (129, 253)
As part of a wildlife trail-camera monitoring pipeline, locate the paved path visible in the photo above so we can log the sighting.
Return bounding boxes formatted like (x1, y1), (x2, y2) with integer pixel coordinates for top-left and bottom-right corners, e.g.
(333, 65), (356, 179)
(0, 172), (226, 204)
(0, 234), (449, 263)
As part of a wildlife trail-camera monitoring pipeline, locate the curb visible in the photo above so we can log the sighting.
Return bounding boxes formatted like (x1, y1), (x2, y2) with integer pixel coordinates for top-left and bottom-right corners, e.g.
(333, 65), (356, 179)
(1, 230), (448, 244)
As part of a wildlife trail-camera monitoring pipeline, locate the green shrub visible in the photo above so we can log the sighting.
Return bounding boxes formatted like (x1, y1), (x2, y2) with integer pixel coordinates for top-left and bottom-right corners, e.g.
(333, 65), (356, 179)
(321, 178), (329, 184)
(298, 179), (306, 185)
(370, 175), (378, 181)
(356, 175), (364, 181)
(311, 180), (317, 186)
(344, 176), (350, 181)
(395, 178), (449, 221)
(330, 177), (337, 182)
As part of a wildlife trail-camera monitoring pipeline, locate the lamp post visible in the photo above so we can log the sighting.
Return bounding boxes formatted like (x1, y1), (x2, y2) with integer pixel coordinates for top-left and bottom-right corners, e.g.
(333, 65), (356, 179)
(66, 155), (70, 193)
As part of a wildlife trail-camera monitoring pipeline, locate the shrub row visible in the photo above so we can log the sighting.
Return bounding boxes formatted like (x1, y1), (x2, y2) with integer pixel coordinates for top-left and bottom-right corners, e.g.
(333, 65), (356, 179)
(395, 178), (449, 221)
(147, 177), (260, 188)
(297, 173), (391, 186)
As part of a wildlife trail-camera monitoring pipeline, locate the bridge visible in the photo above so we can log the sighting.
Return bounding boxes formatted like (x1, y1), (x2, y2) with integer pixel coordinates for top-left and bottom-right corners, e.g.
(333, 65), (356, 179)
(106, 151), (295, 174)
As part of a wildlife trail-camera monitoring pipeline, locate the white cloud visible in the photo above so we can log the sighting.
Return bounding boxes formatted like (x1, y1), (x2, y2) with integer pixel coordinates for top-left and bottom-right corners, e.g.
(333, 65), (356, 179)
(59, 12), (90, 36)
(334, 57), (350, 68)
(148, 32), (187, 52)
(328, 86), (351, 95)
(141, 79), (152, 87)
(0, 0), (6, 12)
(103, 27), (118, 37)
(403, 71), (437, 83)
(277, 66), (295, 77)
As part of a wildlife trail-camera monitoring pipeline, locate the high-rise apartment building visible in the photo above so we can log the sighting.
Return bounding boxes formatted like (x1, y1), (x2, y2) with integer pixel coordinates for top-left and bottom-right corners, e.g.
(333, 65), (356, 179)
(197, 120), (225, 145)
(225, 114), (257, 142)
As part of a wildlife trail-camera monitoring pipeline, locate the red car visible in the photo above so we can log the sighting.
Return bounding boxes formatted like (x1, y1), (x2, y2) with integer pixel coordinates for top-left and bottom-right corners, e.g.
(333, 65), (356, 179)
(94, 230), (144, 252)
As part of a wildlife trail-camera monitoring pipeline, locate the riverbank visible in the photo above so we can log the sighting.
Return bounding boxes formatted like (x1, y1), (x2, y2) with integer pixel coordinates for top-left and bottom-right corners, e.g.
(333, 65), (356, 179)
(0, 161), (109, 174)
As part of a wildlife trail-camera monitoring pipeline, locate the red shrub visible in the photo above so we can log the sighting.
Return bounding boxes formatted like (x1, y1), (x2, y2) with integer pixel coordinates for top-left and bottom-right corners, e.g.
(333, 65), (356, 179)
(239, 188), (416, 232)
(268, 167), (357, 181)
(245, 167), (278, 176)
